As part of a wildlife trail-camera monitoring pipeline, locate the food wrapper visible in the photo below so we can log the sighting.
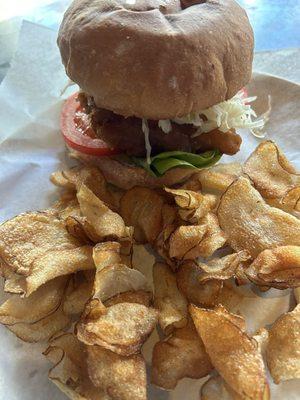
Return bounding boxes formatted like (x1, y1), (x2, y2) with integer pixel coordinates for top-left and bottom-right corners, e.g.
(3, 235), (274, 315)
(0, 21), (299, 400)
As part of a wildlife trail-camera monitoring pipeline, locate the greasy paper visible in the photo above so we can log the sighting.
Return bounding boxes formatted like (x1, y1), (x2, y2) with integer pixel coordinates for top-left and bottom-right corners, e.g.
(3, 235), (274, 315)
(0, 21), (299, 400)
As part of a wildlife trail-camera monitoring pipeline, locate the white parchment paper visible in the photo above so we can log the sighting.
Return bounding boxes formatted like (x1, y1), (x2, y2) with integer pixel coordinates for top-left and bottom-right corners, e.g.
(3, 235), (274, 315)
(0, 20), (299, 400)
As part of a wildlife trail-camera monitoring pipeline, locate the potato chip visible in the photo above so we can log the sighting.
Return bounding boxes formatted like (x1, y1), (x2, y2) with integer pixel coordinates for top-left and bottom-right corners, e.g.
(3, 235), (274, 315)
(26, 245), (94, 296)
(44, 333), (109, 400)
(0, 276), (68, 325)
(190, 305), (269, 399)
(177, 262), (222, 307)
(245, 246), (300, 289)
(65, 216), (92, 244)
(51, 194), (79, 217)
(169, 213), (226, 260)
(244, 141), (300, 200)
(151, 321), (212, 389)
(51, 165), (120, 210)
(201, 376), (239, 400)
(216, 281), (244, 312)
(104, 290), (152, 307)
(294, 287), (300, 303)
(165, 188), (217, 223)
(77, 183), (131, 241)
(0, 211), (94, 296)
(93, 242), (122, 269)
(50, 169), (78, 190)
(178, 174), (203, 192)
(0, 211), (83, 276)
(77, 302), (158, 355)
(153, 262), (188, 334)
(7, 303), (70, 343)
(197, 162), (242, 193)
(281, 187), (300, 212)
(50, 167), (81, 190)
(93, 264), (150, 303)
(253, 328), (269, 355)
(198, 251), (250, 283)
(87, 345), (147, 400)
(154, 224), (177, 267)
(217, 177), (300, 258)
(1, 266), (26, 294)
(120, 187), (166, 243)
(266, 304), (300, 384)
(92, 241), (132, 270)
(161, 203), (177, 227)
(63, 271), (94, 316)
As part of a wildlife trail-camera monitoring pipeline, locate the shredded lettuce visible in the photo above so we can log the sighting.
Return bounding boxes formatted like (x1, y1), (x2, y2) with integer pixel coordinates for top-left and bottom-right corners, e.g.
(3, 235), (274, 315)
(158, 90), (268, 137)
(132, 150), (221, 177)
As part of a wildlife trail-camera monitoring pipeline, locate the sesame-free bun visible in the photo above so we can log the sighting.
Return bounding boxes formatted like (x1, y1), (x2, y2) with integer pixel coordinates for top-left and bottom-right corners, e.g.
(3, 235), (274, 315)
(58, 0), (254, 120)
(69, 149), (196, 189)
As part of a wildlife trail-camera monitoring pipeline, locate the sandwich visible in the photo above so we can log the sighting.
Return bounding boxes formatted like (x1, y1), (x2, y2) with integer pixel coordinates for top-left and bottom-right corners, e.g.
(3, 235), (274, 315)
(58, 0), (263, 189)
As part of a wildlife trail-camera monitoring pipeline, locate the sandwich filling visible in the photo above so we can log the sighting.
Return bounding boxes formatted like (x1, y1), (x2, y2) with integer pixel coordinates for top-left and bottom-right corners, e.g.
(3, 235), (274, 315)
(77, 90), (266, 176)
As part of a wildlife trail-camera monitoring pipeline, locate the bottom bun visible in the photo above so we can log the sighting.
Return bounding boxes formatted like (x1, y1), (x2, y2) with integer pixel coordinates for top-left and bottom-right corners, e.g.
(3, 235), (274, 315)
(69, 149), (196, 190)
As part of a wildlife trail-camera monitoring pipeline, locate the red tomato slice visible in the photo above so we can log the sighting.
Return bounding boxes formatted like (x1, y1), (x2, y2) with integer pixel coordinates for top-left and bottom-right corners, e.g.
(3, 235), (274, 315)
(60, 92), (121, 156)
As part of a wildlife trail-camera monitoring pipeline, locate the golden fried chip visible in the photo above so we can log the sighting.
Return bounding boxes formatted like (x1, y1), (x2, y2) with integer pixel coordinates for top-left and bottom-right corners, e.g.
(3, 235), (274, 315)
(77, 302), (158, 355)
(51, 165), (120, 210)
(0, 212), (94, 296)
(294, 287), (300, 303)
(169, 213), (226, 260)
(93, 264), (150, 303)
(165, 188), (217, 223)
(178, 174), (203, 191)
(198, 251), (250, 283)
(253, 328), (269, 355)
(281, 187), (300, 212)
(104, 290), (152, 307)
(51, 194), (79, 217)
(266, 304), (300, 383)
(7, 303), (70, 343)
(217, 177), (300, 258)
(245, 246), (300, 289)
(120, 187), (166, 243)
(153, 262), (188, 334)
(151, 321), (212, 389)
(65, 216), (91, 243)
(50, 167), (81, 190)
(26, 245), (94, 296)
(0, 276), (68, 325)
(161, 203), (177, 227)
(92, 242), (122, 270)
(177, 262), (222, 307)
(201, 376), (240, 400)
(63, 271), (94, 316)
(190, 304), (269, 399)
(216, 281), (244, 312)
(1, 266), (26, 294)
(197, 162), (242, 193)
(87, 345), (147, 400)
(0, 212), (83, 276)
(44, 333), (109, 400)
(244, 141), (300, 200)
(50, 169), (78, 190)
(77, 184), (130, 241)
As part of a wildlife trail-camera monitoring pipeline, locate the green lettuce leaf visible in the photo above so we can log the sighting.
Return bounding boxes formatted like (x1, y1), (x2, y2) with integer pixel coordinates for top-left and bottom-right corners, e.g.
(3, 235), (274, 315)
(132, 150), (222, 177)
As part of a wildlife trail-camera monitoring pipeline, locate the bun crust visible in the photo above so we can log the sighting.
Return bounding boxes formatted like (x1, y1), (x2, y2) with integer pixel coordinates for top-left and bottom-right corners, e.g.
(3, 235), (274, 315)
(58, 0), (254, 119)
(69, 150), (196, 189)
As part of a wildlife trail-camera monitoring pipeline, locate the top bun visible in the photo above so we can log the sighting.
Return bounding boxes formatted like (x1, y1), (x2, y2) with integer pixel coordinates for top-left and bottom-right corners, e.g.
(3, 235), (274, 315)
(58, 0), (254, 120)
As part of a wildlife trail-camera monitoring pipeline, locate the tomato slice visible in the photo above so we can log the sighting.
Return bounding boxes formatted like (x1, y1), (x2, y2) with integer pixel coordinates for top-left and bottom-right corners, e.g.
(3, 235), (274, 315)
(60, 92), (121, 156)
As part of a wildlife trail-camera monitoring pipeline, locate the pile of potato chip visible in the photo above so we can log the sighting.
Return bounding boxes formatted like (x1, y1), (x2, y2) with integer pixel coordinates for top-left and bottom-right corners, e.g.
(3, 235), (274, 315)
(0, 140), (299, 400)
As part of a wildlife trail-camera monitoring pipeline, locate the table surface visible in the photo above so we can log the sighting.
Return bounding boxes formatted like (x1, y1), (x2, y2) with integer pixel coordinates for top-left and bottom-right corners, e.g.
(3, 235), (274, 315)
(0, 0), (299, 83)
